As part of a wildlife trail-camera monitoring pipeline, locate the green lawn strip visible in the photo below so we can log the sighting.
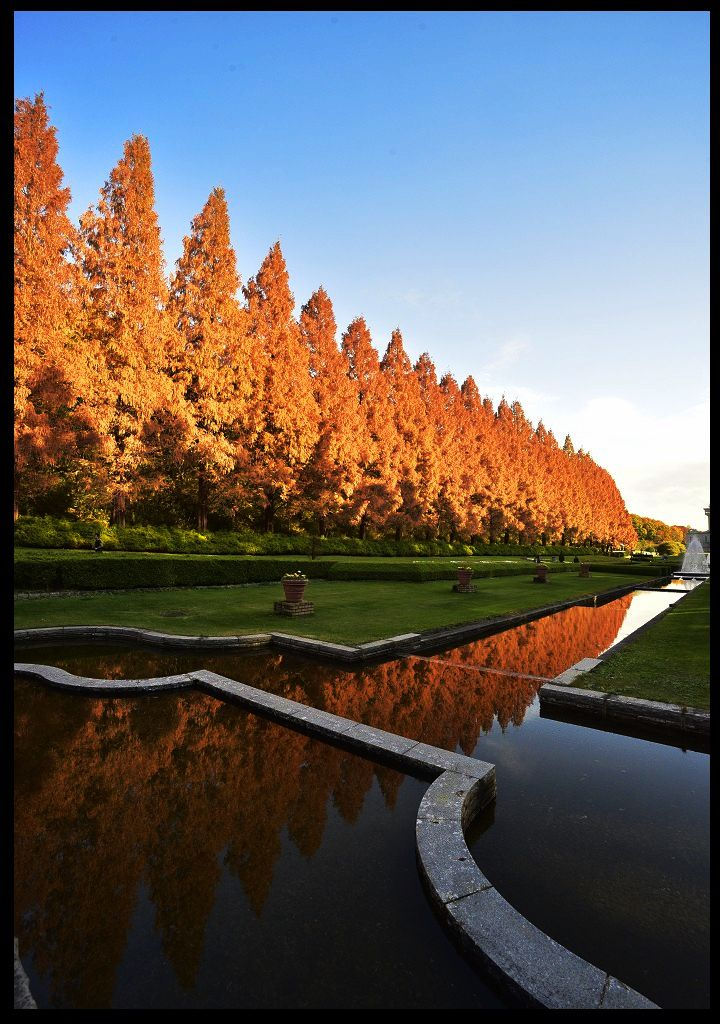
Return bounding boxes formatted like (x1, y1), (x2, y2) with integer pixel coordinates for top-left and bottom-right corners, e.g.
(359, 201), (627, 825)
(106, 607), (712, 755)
(577, 582), (710, 709)
(14, 547), (631, 566)
(14, 572), (651, 645)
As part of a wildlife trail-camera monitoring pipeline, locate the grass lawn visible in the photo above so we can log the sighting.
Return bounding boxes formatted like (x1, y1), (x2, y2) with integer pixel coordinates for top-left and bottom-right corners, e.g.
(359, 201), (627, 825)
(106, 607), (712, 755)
(577, 582), (710, 709)
(14, 572), (650, 645)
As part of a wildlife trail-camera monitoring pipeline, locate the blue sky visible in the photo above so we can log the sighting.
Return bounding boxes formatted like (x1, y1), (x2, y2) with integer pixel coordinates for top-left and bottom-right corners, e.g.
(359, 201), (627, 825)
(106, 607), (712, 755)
(14, 11), (709, 528)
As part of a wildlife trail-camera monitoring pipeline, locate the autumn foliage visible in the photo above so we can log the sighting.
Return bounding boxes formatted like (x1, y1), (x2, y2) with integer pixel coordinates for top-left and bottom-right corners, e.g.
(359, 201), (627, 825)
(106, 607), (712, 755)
(14, 94), (636, 548)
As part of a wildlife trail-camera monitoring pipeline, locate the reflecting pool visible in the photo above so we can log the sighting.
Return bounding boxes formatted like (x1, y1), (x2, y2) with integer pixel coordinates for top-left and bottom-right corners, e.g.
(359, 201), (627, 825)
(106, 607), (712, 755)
(14, 587), (709, 1008)
(14, 682), (505, 1009)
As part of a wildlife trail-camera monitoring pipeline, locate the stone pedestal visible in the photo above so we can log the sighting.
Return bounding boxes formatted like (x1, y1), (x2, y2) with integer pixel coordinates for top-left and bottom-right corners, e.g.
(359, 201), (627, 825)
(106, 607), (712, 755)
(579, 564), (590, 578)
(274, 600), (315, 617)
(453, 583), (477, 593)
(533, 565), (549, 583)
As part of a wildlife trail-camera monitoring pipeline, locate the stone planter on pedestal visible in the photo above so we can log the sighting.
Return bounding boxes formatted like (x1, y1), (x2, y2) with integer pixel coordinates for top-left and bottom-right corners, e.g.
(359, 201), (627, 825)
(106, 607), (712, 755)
(282, 578), (307, 603)
(579, 563), (590, 578)
(533, 564), (549, 583)
(453, 567), (477, 593)
(275, 575), (314, 616)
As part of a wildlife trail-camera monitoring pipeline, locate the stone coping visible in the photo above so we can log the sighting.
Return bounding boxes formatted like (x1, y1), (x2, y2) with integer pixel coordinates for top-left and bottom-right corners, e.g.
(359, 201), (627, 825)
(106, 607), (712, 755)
(14, 661), (656, 1008)
(14, 662), (492, 784)
(416, 773), (657, 1009)
(13, 576), (663, 665)
(539, 683), (709, 736)
(14, 938), (36, 1010)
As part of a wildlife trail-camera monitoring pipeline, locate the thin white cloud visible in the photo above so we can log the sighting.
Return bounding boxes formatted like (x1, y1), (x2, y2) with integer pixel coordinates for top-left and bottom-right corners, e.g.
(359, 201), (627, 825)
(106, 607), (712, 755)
(478, 337), (530, 375)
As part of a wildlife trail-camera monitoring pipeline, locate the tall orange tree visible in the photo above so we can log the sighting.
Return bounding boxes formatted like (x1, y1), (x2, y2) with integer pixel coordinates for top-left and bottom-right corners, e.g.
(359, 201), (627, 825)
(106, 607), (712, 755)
(459, 378), (495, 539)
(380, 329), (427, 539)
(412, 352), (444, 538)
(168, 187), (253, 529)
(299, 287), (363, 534)
(340, 317), (398, 537)
(77, 135), (183, 525)
(243, 242), (319, 531)
(14, 93), (96, 518)
(435, 373), (466, 539)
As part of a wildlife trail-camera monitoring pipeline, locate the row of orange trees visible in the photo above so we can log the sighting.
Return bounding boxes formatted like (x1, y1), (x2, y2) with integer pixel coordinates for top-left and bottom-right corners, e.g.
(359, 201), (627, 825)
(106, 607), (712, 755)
(15, 93), (636, 547)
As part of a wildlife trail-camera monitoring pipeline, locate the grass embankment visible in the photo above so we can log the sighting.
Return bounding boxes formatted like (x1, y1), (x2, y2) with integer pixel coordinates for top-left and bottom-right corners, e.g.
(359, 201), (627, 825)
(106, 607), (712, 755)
(14, 572), (651, 645)
(578, 582), (710, 710)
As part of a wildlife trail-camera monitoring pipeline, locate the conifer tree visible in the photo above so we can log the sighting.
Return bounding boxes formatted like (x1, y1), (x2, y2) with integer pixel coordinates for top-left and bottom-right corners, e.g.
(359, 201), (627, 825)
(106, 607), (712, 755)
(168, 188), (251, 529)
(299, 287), (363, 534)
(340, 317), (398, 536)
(413, 352), (444, 537)
(459, 377), (494, 538)
(435, 373), (466, 539)
(380, 329), (426, 538)
(243, 242), (318, 531)
(14, 94), (95, 518)
(78, 135), (182, 525)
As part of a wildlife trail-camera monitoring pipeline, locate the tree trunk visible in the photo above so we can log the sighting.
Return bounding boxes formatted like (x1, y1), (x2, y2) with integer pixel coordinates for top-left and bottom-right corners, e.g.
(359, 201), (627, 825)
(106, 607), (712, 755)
(503, 528), (510, 545)
(395, 525), (402, 542)
(541, 532), (547, 546)
(359, 514), (368, 540)
(263, 500), (274, 533)
(111, 492), (126, 528)
(198, 472), (209, 532)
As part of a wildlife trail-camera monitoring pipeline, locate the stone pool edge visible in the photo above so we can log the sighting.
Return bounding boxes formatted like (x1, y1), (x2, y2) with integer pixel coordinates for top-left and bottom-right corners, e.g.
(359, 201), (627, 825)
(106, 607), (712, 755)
(538, 587), (710, 737)
(13, 662), (656, 1010)
(415, 772), (657, 1009)
(13, 575), (665, 664)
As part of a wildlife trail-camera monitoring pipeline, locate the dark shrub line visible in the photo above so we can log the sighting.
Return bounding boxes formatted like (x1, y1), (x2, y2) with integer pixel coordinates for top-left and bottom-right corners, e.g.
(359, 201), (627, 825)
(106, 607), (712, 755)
(14, 552), (670, 593)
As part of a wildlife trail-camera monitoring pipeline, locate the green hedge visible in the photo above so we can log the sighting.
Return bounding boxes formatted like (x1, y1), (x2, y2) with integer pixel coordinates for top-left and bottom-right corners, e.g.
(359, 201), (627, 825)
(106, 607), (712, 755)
(14, 515), (603, 559)
(16, 548), (671, 592)
(587, 561), (677, 577)
(13, 554), (333, 592)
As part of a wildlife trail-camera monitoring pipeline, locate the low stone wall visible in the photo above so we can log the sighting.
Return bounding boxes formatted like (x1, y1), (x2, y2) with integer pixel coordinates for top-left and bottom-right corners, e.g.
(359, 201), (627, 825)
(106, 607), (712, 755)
(540, 682), (709, 736)
(14, 661), (657, 1009)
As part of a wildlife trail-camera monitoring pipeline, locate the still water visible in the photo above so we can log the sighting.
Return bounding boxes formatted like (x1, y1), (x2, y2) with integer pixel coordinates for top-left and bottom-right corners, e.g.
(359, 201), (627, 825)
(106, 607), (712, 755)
(14, 589), (709, 1008)
(14, 683), (505, 1009)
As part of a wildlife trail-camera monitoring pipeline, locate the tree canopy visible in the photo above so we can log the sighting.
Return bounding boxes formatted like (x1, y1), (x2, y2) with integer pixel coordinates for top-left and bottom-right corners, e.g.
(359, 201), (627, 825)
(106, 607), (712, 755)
(14, 94), (637, 548)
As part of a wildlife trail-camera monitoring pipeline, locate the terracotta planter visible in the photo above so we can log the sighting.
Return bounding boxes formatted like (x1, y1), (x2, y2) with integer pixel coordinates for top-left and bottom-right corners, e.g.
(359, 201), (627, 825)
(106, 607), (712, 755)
(534, 564), (549, 582)
(457, 569), (473, 587)
(282, 579), (307, 604)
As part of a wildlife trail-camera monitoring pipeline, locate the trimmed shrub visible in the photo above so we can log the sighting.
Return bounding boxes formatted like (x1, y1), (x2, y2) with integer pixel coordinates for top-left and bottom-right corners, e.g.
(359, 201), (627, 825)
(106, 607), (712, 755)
(586, 561), (677, 577)
(14, 545), (674, 592)
(13, 554), (333, 592)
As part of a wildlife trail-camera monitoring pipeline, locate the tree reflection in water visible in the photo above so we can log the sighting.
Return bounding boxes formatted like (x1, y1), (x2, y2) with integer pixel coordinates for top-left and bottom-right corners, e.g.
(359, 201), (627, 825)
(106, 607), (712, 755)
(19, 593), (633, 745)
(14, 686), (412, 1006)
